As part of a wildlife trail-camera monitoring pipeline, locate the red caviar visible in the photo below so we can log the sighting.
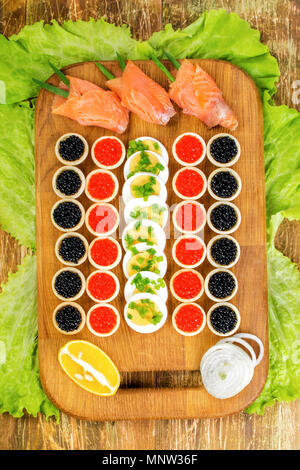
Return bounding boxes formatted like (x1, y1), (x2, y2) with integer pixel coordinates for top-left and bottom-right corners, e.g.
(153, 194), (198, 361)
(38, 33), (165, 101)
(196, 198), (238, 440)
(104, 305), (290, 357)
(87, 171), (116, 201)
(89, 305), (118, 334)
(175, 202), (204, 232)
(172, 270), (202, 300)
(174, 304), (204, 333)
(90, 238), (119, 267)
(175, 134), (204, 164)
(174, 169), (204, 198)
(93, 137), (123, 167)
(87, 272), (117, 301)
(88, 204), (118, 234)
(175, 237), (205, 266)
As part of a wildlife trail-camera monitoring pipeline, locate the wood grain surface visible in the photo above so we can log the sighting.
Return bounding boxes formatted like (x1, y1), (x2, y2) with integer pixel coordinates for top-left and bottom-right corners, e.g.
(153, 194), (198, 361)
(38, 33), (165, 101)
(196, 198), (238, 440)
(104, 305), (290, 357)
(35, 59), (267, 420)
(0, 0), (299, 450)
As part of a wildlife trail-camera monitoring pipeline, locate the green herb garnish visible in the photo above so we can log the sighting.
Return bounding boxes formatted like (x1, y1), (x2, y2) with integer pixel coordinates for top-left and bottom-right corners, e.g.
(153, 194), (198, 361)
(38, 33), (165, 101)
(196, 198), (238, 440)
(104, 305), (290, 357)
(127, 139), (149, 157)
(49, 61), (70, 87)
(127, 151), (164, 179)
(95, 61), (115, 80)
(149, 52), (175, 83)
(116, 52), (126, 71)
(163, 49), (181, 70)
(125, 233), (134, 248)
(129, 246), (139, 255)
(130, 208), (147, 220)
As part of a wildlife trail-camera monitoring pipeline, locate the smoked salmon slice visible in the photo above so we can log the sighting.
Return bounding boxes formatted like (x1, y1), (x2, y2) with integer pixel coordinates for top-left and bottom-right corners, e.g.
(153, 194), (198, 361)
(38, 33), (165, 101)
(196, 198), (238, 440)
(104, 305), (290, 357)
(169, 60), (238, 130)
(106, 61), (176, 125)
(52, 75), (129, 134)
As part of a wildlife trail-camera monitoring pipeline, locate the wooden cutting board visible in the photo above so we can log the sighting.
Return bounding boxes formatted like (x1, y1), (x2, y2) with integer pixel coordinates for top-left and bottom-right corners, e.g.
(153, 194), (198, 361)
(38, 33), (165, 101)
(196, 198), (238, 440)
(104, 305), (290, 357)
(35, 59), (268, 420)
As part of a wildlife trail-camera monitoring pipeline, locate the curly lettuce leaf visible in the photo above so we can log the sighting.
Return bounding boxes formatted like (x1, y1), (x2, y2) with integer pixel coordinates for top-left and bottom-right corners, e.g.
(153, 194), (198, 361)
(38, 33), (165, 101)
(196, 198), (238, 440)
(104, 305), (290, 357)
(149, 9), (280, 97)
(0, 11), (299, 417)
(0, 18), (151, 104)
(0, 255), (58, 419)
(263, 92), (300, 223)
(246, 213), (300, 414)
(246, 91), (300, 413)
(0, 102), (35, 249)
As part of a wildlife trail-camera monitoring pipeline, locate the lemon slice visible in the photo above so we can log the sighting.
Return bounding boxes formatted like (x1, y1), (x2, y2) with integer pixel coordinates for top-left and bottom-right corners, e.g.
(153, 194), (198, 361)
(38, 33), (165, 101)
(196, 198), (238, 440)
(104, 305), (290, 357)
(58, 340), (120, 396)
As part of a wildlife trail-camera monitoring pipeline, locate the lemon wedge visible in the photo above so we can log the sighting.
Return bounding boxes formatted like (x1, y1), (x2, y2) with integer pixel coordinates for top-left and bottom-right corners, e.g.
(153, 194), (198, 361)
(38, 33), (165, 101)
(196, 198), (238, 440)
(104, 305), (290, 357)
(58, 340), (120, 396)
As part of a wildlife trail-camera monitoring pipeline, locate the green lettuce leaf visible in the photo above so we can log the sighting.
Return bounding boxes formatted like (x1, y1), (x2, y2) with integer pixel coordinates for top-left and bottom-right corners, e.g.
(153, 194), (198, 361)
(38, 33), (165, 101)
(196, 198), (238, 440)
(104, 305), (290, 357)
(0, 255), (58, 419)
(149, 10), (280, 97)
(0, 18), (151, 104)
(263, 92), (300, 222)
(245, 92), (300, 413)
(0, 102), (35, 249)
(246, 213), (300, 414)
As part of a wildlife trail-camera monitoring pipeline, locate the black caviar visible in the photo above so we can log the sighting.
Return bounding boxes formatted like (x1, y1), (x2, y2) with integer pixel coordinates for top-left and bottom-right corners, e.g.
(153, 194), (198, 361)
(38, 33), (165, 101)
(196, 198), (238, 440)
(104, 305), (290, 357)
(58, 236), (86, 264)
(52, 201), (82, 230)
(209, 136), (238, 164)
(210, 204), (237, 232)
(58, 135), (85, 162)
(210, 305), (237, 334)
(210, 171), (238, 199)
(56, 169), (82, 196)
(55, 305), (82, 332)
(210, 237), (238, 266)
(54, 270), (83, 299)
(208, 271), (236, 299)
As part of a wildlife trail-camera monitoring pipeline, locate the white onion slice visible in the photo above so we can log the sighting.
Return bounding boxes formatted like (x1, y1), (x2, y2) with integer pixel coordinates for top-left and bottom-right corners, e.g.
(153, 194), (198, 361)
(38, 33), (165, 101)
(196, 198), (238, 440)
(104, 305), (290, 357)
(200, 333), (264, 399)
(234, 333), (264, 366)
(218, 337), (257, 366)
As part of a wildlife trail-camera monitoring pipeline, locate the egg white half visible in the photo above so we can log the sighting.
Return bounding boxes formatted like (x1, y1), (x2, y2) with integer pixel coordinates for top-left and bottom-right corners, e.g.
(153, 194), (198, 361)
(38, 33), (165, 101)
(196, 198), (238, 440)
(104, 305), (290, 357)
(134, 136), (169, 164)
(124, 271), (168, 302)
(122, 242), (167, 279)
(124, 151), (169, 183)
(122, 172), (167, 205)
(122, 219), (166, 251)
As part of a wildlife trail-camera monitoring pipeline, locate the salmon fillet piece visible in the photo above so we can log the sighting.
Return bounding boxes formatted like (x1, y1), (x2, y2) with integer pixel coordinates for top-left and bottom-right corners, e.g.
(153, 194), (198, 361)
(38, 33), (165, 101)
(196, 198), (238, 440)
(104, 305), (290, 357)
(169, 60), (238, 130)
(106, 61), (176, 125)
(52, 75), (129, 134)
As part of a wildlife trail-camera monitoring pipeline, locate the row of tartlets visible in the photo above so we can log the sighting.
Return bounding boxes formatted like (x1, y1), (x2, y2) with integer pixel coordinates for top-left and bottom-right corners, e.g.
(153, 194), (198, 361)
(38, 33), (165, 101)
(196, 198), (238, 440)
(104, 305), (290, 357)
(169, 131), (242, 337)
(50, 131), (242, 339)
(51, 133), (126, 339)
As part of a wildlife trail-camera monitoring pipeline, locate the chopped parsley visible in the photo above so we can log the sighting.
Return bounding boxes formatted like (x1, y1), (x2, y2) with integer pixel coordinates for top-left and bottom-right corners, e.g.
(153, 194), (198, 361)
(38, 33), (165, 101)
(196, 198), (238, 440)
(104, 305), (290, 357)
(127, 139), (149, 157)
(125, 233), (134, 248)
(127, 150), (165, 179)
(129, 246), (139, 255)
(132, 176), (157, 200)
(131, 273), (164, 295)
(130, 207), (148, 220)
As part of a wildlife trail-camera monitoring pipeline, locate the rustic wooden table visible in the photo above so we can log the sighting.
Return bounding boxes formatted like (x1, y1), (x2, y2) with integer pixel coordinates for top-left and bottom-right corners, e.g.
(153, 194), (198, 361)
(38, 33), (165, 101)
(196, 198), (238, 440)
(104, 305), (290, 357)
(0, 0), (299, 450)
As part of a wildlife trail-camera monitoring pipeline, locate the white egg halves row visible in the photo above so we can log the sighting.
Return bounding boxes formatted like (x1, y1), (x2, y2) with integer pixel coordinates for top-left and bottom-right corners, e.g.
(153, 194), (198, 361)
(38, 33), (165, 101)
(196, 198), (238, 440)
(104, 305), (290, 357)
(121, 137), (169, 334)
